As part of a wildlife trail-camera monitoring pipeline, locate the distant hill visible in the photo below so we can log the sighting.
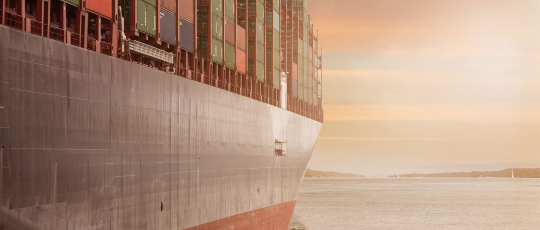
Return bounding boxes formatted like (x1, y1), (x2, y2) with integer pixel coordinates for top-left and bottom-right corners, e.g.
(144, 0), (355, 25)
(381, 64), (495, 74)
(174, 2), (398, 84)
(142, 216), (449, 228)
(305, 169), (365, 178)
(389, 168), (540, 178)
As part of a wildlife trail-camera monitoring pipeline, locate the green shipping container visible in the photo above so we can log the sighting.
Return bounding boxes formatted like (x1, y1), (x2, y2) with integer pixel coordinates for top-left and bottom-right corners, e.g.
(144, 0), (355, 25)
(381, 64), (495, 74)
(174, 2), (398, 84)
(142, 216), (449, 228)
(299, 58), (303, 73)
(308, 88), (313, 104)
(274, 30), (280, 50)
(138, 0), (146, 32)
(212, 39), (223, 64)
(147, 5), (156, 36)
(308, 73), (312, 89)
(273, 50), (281, 69)
(274, 0), (279, 11)
(257, 1), (264, 23)
(308, 60), (312, 75)
(257, 42), (264, 62)
(137, 1), (157, 36)
(304, 55), (307, 73)
(304, 86), (308, 102)
(225, 43), (236, 69)
(225, 0), (235, 20)
(257, 61), (265, 82)
(304, 24), (308, 41)
(144, 0), (156, 6)
(274, 68), (280, 89)
(298, 84), (303, 101)
(212, 0), (223, 17)
(273, 11), (280, 31)
(298, 38), (303, 56)
(299, 69), (303, 85)
(273, 49), (280, 70)
(212, 14), (223, 40)
(62, 0), (80, 7)
(257, 21), (264, 43)
(304, 40), (308, 57)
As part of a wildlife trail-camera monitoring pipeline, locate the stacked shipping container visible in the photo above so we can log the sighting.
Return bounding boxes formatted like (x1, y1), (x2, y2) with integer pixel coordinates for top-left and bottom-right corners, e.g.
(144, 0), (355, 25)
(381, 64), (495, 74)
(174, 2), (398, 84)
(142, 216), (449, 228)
(237, 1), (247, 73)
(224, 0), (235, 69)
(87, 0), (114, 19)
(211, 0), (223, 63)
(266, 0), (280, 89)
(247, 0), (265, 82)
(120, 0), (318, 104)
(179, 0), (196, 52)
(119, 0), (194, 50)
(2, 0), (321, 118)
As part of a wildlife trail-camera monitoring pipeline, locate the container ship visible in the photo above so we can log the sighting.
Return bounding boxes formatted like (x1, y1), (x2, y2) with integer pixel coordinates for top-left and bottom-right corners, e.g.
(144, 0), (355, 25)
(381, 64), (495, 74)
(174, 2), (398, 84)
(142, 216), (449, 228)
(0, 0), (323, 229)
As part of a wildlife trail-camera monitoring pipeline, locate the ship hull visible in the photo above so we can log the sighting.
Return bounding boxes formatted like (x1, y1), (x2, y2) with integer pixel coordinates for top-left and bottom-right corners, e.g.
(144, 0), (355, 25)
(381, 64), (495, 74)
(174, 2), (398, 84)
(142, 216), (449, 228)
(0, 26), (322, 230)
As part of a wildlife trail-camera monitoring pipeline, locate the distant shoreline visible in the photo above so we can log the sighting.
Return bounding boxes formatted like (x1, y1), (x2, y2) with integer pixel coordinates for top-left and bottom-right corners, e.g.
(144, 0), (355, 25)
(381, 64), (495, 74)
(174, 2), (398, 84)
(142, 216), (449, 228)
(304, 169), (366, 178)
(388, 168), (540, 178)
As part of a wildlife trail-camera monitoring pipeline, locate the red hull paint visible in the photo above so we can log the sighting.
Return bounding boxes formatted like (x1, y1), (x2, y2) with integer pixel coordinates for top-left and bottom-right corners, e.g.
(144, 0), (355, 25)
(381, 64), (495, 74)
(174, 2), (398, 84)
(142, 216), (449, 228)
(185, 201), (297, 230)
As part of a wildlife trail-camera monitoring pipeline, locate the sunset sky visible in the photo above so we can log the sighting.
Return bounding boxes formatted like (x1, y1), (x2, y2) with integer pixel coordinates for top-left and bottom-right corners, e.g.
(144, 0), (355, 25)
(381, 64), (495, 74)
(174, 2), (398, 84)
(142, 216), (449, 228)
(307, 0), (540, 176)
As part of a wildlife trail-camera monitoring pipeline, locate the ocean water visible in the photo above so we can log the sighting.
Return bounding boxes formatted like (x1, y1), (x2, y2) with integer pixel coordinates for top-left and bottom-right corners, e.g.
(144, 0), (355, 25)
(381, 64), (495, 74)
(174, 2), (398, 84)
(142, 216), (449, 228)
(292, 178), (540, 230)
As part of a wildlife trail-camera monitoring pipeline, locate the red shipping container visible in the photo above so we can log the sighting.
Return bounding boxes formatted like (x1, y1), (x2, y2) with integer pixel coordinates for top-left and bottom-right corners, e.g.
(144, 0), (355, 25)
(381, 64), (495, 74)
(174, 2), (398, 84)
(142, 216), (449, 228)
(292, 63), (298, 80)
(225, 18), (235, 45)
(179, 0), (195, 22)
(237, 26), (246, 51)
(162, 0), (176, 13)
(87, 0), (113, 19)
(237, 49), (246, 73)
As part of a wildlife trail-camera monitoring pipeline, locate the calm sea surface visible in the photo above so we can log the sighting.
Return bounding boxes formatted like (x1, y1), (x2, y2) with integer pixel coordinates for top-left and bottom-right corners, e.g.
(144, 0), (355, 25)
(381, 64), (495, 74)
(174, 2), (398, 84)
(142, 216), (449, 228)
(292, 178), (540, 230)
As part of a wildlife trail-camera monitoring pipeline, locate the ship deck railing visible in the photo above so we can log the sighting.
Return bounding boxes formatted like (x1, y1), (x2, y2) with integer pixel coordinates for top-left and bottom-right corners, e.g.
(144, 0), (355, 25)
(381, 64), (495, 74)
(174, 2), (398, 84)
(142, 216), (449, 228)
(5, 11), (23, 30)
(49, 25), (64, 42)
(87, 37), (97, 52)
(70, 32), (83, 48)
(29, 19), (42, 36)
(101, 41), (112, 56)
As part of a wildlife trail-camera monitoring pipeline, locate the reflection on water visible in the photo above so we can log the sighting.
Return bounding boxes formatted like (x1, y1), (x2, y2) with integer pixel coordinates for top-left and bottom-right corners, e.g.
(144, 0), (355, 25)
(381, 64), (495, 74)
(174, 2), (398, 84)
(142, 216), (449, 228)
(292, 178), (540, 230)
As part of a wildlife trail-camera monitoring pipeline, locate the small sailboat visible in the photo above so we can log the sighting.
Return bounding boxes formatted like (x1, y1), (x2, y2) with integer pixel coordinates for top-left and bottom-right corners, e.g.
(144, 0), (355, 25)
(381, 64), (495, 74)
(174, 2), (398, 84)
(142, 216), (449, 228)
(397, 175), (400, 179)
(479, 175), (481, 179)
(512, 170), (515, 180)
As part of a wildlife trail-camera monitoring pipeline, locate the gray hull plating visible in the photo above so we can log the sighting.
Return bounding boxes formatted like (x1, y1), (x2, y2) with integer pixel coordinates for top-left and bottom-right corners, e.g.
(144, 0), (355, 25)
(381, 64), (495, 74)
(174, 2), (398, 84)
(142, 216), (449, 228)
(0, 26), (322, 230)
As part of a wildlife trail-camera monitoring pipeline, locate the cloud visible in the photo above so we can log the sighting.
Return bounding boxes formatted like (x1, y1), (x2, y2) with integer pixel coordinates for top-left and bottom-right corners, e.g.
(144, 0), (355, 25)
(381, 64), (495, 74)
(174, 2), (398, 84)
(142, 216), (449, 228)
(323, 103), (540, 124)
(305, 0), (540, 174)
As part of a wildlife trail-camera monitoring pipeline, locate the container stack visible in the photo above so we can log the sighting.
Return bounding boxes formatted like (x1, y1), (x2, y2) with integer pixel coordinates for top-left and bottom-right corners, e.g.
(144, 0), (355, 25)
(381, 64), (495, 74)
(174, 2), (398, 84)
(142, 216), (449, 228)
(224, 0), (236, 69)
(307, 14), (314, 105)
(112, 0), (319, 107)
(160, 0), (177, 45)
(248, 0), (266, 82)
(285, 0), (295, 97)
(138, 0), (157, 36)
(212, 0), (224, 64)
(293, 0), (300, 100)
(179, 0), (195, 52)
(237, 0), (248, 73)
(311, 33), (320, 106)
(116, 0), (157, 45)
(87, 0), (114, 20)
(292, 0), (307, 100)
(279, 0), (288, 96)
(266, 0), (280, 89)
